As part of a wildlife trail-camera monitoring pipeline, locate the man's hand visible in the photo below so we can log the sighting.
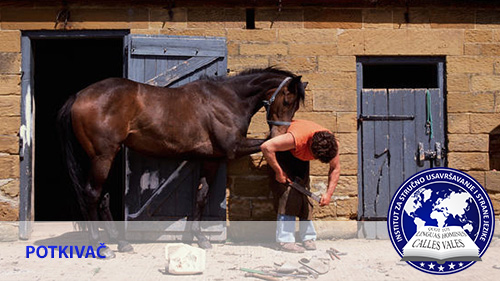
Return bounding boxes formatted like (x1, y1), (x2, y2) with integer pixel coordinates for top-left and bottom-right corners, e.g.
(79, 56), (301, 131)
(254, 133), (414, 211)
(275, 171), (289, 184)
(319, 193), (332, 206)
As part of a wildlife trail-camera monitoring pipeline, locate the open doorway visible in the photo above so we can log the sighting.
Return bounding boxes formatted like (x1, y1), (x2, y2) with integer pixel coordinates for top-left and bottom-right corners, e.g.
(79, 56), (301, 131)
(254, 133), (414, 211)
(32, 36), (125, 221)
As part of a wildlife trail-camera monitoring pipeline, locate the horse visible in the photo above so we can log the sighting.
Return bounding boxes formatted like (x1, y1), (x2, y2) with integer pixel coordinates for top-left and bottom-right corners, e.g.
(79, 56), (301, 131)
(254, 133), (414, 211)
(58, 67), (306, 258)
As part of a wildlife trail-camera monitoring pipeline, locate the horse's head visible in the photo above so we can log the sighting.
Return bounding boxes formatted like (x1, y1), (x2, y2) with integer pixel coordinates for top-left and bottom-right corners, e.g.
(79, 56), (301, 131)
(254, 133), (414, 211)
(264, 75), (307, 138)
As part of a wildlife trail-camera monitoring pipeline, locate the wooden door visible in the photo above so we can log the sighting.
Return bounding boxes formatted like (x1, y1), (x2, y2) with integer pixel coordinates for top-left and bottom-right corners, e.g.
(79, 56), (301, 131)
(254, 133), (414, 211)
(359, 88), (445, 220)
(124, 35), (227, 241)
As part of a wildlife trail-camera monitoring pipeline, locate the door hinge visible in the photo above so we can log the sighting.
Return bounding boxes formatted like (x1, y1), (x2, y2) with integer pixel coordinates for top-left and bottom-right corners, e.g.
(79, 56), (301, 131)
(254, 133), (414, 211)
(358, 115), (415, 122)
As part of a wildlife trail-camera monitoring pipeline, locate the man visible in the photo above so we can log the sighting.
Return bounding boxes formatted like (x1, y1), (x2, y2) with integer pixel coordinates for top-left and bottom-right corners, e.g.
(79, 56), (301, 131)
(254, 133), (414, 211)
(261, 119), (340, 253)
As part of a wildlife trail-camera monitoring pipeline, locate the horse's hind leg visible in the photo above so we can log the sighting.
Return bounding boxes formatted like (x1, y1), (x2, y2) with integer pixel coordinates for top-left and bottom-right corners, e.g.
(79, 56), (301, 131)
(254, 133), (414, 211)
(85, 154), (132, 258)
(192, 160), (220, 249)
(98, 192), (133, 252)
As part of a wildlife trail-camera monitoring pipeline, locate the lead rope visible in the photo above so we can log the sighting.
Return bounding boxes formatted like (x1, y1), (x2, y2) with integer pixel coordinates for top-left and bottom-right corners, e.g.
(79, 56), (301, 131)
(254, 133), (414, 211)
(425, 89), (434, 140)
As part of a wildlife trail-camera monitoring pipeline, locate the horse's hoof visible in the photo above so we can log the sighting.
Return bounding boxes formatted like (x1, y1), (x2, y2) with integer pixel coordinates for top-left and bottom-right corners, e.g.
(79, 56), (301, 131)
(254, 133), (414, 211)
(198, 240), (212, 249)
(117, 240), (134, 253)
(98, 246), (116, 259)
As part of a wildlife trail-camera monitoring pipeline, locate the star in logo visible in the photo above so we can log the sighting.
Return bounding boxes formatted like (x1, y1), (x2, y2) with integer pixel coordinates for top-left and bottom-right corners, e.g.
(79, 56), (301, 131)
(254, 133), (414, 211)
(420, 262), (425, 267)
(428, 263), (435, 270)
(449, 263), (456, 270)
(438, 265), (444, 272)
(459, 262), (464, 267)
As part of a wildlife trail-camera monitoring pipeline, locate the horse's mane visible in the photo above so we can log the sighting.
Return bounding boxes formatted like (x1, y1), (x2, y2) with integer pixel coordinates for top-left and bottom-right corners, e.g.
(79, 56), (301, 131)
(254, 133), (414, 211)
(199, 67), (305, 102)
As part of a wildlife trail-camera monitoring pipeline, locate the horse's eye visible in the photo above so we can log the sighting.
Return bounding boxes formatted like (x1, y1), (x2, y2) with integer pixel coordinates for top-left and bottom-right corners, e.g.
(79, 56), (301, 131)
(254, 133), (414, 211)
(283, 100), (290, 106)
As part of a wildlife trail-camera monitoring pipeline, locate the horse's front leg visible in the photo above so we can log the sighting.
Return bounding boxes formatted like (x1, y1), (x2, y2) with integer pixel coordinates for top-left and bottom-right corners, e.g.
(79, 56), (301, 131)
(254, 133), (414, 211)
(233, 138), (267, 158)
(192, 160), (220, 249)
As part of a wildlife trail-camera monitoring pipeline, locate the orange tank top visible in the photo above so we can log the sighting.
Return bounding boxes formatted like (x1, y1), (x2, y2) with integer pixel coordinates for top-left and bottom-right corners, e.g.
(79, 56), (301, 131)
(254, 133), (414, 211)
(287, 120), (331, 161)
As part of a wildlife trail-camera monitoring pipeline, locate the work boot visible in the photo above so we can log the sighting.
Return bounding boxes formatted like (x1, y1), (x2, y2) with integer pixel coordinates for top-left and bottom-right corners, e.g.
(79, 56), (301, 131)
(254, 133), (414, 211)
(302, 240), (316, 251)
(278, 242), (305, 253)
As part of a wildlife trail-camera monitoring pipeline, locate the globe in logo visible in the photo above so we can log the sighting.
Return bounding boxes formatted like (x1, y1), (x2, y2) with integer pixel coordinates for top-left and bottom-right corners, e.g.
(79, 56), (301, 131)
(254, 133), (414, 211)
(388, 168), (495, 275)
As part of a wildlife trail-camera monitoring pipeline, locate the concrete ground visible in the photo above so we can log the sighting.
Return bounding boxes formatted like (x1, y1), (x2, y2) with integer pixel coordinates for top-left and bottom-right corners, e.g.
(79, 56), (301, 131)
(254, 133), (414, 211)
(0, 222), (499, 281)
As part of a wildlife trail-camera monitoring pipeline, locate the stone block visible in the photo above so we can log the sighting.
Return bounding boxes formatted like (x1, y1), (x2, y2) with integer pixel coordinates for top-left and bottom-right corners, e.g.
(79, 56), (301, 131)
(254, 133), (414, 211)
(430, 9), (474, 29)
(1, 7), (58, 30)
(240, 43), (288, 56)
(405, 30), (463, 55)
(337, 133), (357, 154)
(0, 117), (20, 135)
(363, 9), (393, 29)
(289, 43), (338, 56)
(247, 111), (269, 139)
(0, 53), (21, 74)
(0, 179), (19, 197)
(67, 8), (149, 29)
(159, 29), (226, 37)
(0, 155), (19, 179)
(339, 154), (357, 175)
(0, 95), (20, 117)
(0, 136), (19, 154)
(336, 197), (358, 219)
(470, 113), (500, 133)
(278, 29), (337, 44)
(481, 44), (500, 56)
(313, 203), (336, 219)
(187, 8), (245, 29)
(150, 7), (188, 30)
(335, 175), (358, 196)
(227, 29), (277, 43)
(476, 10), (500, 30)
(318, 56), (356, 73)
(231, 176), (271, 197)
(464, 44), (482, 55)
(485, 171), (500, 193)
(255, 8), (303, 29)
(392, 8), (430, 29)
(337, 112), (358, 133)
(447, 152), (489, 171)
(227, 155), (269, 177)
(293, 111), (336, 132)
(0, 31), (21, 53)
(310, 160), (329, 176)
(447, 74), (470, 92)
(447, 56), (495, 74)
(228, 56), (269, 73)
(0, 75), (20, 96)
(304, 8), (362, 29)
(467, 171), (485, 187)
(337, 30), (364, 55)
(471, 75), (500, 92)
(269, 56), (317, 73)
(447, 92), (494, 113)
(0, 202), (18, 221)
(448, 134), (489, 152)
(465, 30), (493, 43)
(0, 222), (18, 241)
(304, 72), (356, 90)
(228, 198), (251, 219)
(313, 89), (357, 112)
(251, 199), (275, 220)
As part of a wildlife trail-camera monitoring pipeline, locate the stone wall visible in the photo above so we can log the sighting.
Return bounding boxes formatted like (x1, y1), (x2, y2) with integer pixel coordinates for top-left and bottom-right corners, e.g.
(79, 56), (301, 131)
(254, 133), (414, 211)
(0, 1), (499, 221)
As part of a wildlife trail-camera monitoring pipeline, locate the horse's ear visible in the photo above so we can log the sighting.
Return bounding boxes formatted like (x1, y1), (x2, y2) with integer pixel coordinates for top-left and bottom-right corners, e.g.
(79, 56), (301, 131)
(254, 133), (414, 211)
(302, 82), (308, 89)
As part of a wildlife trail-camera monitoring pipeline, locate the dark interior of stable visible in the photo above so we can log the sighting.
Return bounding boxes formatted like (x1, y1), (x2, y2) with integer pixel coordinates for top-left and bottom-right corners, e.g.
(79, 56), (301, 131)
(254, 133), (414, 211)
(33, 38), (124, 221)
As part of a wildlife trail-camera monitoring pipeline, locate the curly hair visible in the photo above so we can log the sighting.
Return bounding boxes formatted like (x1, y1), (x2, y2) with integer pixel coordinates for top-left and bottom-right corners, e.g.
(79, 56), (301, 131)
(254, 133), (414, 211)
(310, 131), (338, 163)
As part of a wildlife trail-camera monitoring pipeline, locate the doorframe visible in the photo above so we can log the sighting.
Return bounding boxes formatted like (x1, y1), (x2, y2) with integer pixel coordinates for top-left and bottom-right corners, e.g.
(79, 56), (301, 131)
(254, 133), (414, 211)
(356, 56), (447, 221)
(19, 30), (129, 239)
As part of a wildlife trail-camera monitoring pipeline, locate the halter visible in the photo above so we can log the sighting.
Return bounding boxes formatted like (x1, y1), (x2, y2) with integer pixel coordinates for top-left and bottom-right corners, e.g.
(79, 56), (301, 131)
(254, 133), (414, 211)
(263, 77), (292, 126)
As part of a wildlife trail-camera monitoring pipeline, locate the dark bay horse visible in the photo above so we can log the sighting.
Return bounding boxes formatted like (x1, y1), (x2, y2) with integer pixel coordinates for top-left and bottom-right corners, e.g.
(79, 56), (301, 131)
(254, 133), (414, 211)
(58, 67), (306, 258)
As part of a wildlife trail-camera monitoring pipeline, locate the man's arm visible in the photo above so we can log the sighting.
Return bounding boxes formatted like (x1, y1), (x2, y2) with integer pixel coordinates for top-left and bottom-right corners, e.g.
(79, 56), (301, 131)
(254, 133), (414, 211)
(260, 133), (296, 183)
(320, 146), (340, 206)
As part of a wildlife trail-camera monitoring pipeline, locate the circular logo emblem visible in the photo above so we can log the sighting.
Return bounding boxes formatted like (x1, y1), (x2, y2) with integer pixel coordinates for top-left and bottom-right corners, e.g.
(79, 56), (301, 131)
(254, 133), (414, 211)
(387, 168), (495, 274)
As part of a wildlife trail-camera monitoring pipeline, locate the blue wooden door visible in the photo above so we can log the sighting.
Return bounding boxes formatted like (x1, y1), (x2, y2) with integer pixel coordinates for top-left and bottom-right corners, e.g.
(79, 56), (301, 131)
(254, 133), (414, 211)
(359, 88), (445, 220)
(124, 35), (227, 241)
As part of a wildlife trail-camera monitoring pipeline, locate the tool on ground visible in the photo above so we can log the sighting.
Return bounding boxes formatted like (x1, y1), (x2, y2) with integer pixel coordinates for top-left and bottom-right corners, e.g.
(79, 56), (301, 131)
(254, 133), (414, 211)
(287, 177), (321, 203)
(326, 249), (340, 260)
(244, 272), (280, 281)
(240, 267), (308, 279)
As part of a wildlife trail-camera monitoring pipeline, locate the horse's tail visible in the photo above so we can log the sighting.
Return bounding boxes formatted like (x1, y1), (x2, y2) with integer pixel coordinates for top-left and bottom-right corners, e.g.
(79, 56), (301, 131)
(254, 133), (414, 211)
(57, 95), (89, 218)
